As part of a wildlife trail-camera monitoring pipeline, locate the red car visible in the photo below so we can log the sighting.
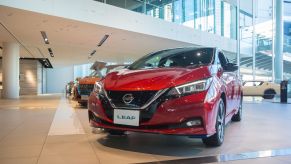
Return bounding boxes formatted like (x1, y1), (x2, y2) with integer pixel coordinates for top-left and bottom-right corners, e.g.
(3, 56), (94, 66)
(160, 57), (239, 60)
(88, 47), (242, 146)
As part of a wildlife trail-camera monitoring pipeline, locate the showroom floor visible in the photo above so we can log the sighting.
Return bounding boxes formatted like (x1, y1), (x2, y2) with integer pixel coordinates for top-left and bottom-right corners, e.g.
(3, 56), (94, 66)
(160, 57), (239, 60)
(0, 95), (291, 164)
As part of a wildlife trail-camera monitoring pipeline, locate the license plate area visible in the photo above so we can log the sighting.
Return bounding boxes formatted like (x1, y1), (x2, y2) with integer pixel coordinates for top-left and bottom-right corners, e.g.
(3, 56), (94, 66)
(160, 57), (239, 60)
(113, 109), (140, 126)
(81, 95), (88, 100)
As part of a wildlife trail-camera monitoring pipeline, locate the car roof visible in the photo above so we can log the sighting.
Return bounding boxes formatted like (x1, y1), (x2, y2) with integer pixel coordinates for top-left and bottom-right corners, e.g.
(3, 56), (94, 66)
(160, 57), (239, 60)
(153, 47), (216, 53)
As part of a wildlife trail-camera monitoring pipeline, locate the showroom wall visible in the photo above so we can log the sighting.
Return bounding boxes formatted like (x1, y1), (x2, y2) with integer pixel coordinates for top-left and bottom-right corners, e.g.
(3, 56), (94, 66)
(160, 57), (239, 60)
(0, 59), (2, 84)
(19, 60), (42, 95)
(0, 59), (44, 96)
(46, 66), (74, 93)
(0, 59), (2, 97)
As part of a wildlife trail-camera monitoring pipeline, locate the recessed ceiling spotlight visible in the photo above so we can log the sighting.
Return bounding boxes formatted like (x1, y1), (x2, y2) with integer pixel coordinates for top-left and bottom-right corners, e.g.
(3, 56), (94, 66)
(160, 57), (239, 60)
(48, 48), (54, 57)
(97, 34), (109, 47)
(90, 50), (96, 56)
(41, 31), (50, 44)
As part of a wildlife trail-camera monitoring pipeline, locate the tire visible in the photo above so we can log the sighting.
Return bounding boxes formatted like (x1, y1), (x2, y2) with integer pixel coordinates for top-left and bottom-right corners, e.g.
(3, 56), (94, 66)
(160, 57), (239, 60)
(262, 89), (276, 99)
(232, 96), (242, 122)
(106, 129), (126, 135)
(202, 99), (225, 147)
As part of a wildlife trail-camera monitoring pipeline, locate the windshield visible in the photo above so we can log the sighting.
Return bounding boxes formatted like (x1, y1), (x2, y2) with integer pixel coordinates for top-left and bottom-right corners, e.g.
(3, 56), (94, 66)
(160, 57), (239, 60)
(89, 71), (99, 77)
(128, 48), (214, 70)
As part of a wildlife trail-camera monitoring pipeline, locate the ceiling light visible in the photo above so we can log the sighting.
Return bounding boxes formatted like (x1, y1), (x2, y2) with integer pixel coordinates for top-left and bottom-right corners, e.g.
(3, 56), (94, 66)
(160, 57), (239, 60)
(48, 48), (54, 57)
(90, 50), (96, 56)
(41, 31), (49, 44)
(48, 48), (52, 53)
(97, 34), (109, 47)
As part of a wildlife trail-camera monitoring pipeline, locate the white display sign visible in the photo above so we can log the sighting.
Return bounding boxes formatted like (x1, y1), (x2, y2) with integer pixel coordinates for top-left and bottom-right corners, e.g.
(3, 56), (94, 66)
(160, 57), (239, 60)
(114, 109), (140, 126)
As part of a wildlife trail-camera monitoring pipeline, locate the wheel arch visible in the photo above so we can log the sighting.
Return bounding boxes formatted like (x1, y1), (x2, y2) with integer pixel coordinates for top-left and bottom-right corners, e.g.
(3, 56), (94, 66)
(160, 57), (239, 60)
(264, 88), (276, 94)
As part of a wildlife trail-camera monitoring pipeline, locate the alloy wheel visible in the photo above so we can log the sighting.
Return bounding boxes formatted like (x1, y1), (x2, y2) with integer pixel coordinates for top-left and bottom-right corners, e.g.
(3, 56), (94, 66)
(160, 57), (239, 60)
(217, 101), (225, 142)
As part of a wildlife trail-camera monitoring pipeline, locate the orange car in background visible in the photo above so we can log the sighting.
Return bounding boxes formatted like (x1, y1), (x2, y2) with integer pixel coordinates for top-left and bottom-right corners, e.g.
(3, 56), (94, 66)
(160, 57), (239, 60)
(73, 61), (126, 106)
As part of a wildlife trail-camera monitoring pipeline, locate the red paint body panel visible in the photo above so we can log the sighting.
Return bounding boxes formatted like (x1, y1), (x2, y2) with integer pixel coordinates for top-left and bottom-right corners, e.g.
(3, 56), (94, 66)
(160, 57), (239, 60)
(88, 49), (242, 137)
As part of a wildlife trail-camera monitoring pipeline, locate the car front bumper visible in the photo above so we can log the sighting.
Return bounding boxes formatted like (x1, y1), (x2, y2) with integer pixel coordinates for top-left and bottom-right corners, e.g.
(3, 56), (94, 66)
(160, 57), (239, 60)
(88, 90), (218, 137)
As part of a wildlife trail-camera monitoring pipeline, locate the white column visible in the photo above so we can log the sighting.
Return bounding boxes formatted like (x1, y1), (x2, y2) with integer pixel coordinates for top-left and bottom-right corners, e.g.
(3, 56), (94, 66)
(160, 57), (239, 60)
(236, 0), (240, 75)
(2, 42), (20, 99)
(252, 1), (257, 81)
(274, 0), (283, 83)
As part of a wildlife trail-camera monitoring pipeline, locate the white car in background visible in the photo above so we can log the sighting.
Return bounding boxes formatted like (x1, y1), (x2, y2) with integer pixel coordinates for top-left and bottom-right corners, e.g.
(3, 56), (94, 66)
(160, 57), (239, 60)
(243, 81), (280, 99)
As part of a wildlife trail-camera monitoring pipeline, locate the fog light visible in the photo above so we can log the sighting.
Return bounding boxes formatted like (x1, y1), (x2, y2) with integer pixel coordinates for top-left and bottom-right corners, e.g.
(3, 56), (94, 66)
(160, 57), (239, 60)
(186, 120), (201, 126)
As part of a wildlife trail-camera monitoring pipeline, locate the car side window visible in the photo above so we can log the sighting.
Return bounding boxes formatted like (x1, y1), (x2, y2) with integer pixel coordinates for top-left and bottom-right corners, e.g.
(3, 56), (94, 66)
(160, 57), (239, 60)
(218, 52), (228, 69)
(254, 82), (262, 86)
(244, 82), (253, 86)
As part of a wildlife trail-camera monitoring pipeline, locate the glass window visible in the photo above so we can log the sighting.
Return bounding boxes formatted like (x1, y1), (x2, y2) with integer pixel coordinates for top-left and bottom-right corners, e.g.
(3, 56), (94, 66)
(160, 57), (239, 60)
(173, 0), (183, 23)
(183, 0), (195, 28)
(194, 0), (215, 32)
(222, 2), (231, 38)
(243, 82), (253, 86)
(207, 0), (215, 33)
(222, 2), (237, 39)
(164, 3), (173, 22)
(243, 81), (263, 86)
(194, 0), (205, 30)
(128, 48), (214, 70)
(147, 4), (160, 18)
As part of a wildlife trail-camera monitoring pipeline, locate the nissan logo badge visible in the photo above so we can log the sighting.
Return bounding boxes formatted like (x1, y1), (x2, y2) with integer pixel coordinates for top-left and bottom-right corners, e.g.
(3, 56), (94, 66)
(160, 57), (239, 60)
(122, 94), (134, 104)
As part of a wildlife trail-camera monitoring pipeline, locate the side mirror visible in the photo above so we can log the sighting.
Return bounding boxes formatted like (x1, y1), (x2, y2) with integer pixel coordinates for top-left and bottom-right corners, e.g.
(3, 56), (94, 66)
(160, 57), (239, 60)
(225, 63), (238, 72)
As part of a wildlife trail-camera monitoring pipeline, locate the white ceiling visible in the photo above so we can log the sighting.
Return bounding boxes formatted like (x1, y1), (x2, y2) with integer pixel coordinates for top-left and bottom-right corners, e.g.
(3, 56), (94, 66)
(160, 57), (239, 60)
(0, 6), (193, 68)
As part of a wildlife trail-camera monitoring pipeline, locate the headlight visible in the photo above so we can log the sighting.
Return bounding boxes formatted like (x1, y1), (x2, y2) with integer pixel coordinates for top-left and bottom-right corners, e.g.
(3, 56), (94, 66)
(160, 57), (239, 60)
(93, 81), (104, 94)
(167, 77), (213, 96)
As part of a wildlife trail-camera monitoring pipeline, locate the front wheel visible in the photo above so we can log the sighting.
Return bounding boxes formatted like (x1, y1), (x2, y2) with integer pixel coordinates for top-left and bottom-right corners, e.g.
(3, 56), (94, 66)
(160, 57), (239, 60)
(202, 99), (225, 147)
(262, 89), (276, 99)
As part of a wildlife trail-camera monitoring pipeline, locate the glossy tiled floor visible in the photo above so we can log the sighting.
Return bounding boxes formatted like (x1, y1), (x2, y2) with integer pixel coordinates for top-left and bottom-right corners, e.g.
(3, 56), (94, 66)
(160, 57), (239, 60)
(0, 94), (291, 164)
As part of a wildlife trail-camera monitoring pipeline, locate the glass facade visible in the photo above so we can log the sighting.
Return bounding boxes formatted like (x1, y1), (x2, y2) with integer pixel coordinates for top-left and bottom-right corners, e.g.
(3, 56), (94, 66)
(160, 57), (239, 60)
(239, 0), (275, 81)
(96, 0), (237, 39)
(94, 0), (291, 80)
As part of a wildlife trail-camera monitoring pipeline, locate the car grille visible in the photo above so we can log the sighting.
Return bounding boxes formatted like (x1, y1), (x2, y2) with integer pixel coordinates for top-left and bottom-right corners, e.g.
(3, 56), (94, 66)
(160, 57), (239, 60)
(79, 84), (94, 95)
(106, 90), (157, 108)
(99, 90), (165, 123)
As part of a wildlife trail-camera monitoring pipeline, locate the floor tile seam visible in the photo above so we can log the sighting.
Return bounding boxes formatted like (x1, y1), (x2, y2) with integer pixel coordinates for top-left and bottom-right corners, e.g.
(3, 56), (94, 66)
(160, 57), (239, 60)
(0, 156), (39, 160)
(0, 119), (27, 143)
(0, 143), (45, 147)
(73, 105), (102, 164)
(48, 97), (85, 136)
(35, 103), (58, 164)
(39, 139), (90, 145)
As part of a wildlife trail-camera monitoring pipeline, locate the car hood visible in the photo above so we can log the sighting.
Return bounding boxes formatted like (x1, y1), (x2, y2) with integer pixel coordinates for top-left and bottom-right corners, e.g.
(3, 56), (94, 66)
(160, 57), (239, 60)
(78, 77), (101, 85)
(104, 66), (212, 91)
